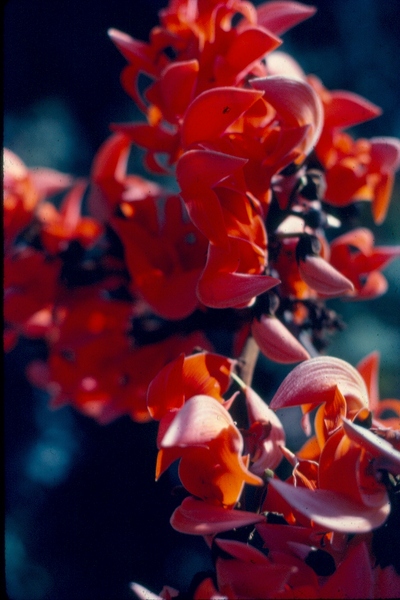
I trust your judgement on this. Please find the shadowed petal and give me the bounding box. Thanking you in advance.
[320,542,373,599]
[155,59,199,120]
[147,354,185,420]
[130,582,164,600]
[215,539,295,599]
[170,496,265,535]
[268,478,390,532]
[256,522,319,552]
[177,149,248,192]
[342,418,400,474]
[244,385,286,473]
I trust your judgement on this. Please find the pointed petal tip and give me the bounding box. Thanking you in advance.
[170,496,265,535]
[269,355,369,412]
[299,255,355,296]
[268,478,390,533]
[251,316,310,363]
[130,582,163,600]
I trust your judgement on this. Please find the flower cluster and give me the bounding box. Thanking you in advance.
[4,0,400,597]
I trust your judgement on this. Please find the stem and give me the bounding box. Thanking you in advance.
[237,335,260,387]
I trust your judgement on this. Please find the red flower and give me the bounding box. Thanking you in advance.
[265,356,399,533]
[4,248,62,350]
[36,180,103,255]
[329,228,400,300]
[3,148,73,251]
[309,76,400,223]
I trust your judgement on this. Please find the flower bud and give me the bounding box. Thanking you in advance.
[252,315,310,363]
[298,255,355,296]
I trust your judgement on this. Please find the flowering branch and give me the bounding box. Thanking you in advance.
[4,0,400,597]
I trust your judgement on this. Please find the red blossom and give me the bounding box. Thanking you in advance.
[329,228,400,300]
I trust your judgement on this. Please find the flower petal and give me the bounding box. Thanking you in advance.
[147,354,185,420]
[197,270,280,309]
[270,356,369,411]
[130,582,164,600]
[181,87,264,148]
[251,315,310,363]
[256,1,317,36]
[244,386,286,473]
[342,418,400,474]
[323,91,382,130]
[357,351,380,412]
[160,395,236,448]
[170,496,265,535]
[299,255,354,296]
[215,539,295,599]
[268,478,390,532]
[320,542,373,599]
[251,76,323,156]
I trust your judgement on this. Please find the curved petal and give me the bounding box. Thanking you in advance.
[130,582,163,600]
[160,395,236,448]
[370,137,400,172]
[323,91,382,130]
[170,496,265,535]
[177,149,248,192]
[320,542,373,599]
[270,356,369,412]
[256,1,317,36]
[197,270,280,309]
[215,539,295,599]
[251,75,323,156]
[147,354,185,420]
[342,418,400,474]
[299,255,354,296]
[181,87,264,148]
[268,478,390,533]
[244,386,286,473]
[330,227,374,254]
[356,351,380,412]
[251,315,310,363]
[158,59,199,120]
[214,26,282,84]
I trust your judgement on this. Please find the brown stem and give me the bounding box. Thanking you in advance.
[236,335,259,387]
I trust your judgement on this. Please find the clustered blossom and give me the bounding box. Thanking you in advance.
[4,0,400,598]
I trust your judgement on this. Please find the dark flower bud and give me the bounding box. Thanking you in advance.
[300,169,326,200]
[303,207,327,229]
[295,234,321,262]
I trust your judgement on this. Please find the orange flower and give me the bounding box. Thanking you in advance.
[309,75,400,224]
[329,228,400,300]
[147,351,234,421]
[159,394,262,507]
[265,356,399,534]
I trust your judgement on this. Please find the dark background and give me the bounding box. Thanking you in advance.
[4,1,400,598]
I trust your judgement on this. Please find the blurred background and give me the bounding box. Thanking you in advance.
[4,0,400,598]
